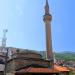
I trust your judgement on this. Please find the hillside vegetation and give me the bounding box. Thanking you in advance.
[39,51,75,61]
[55,52,75,61]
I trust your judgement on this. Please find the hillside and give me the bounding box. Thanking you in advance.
[39,51,75,61]
[55,51,75,61]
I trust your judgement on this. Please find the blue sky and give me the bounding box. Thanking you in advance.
[0,0,75,52]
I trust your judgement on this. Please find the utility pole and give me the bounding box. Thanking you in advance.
[4,48,8,75]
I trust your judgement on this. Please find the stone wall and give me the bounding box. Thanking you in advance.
[7,58,52,72]
[12,52,42,59]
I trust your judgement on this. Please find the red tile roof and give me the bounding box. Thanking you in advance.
[54,65,70,72]
[16,65,70,73]
[16,67,57,73]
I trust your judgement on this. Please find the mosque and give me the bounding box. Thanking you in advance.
[0,0,70,75]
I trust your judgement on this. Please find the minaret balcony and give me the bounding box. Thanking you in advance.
[43,14,52,22]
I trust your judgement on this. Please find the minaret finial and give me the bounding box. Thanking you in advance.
[45,0,49,15]
[46,0,49,6]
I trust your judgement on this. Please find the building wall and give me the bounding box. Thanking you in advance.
[7,60,15,72]
[0,72,4,75]
[6,73,15,75]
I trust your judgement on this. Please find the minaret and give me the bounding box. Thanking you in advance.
[43,0,53,60]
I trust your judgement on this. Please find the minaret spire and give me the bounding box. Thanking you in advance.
[46,0,48,5]
[46,0,49,7]
[45,0,49,15]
